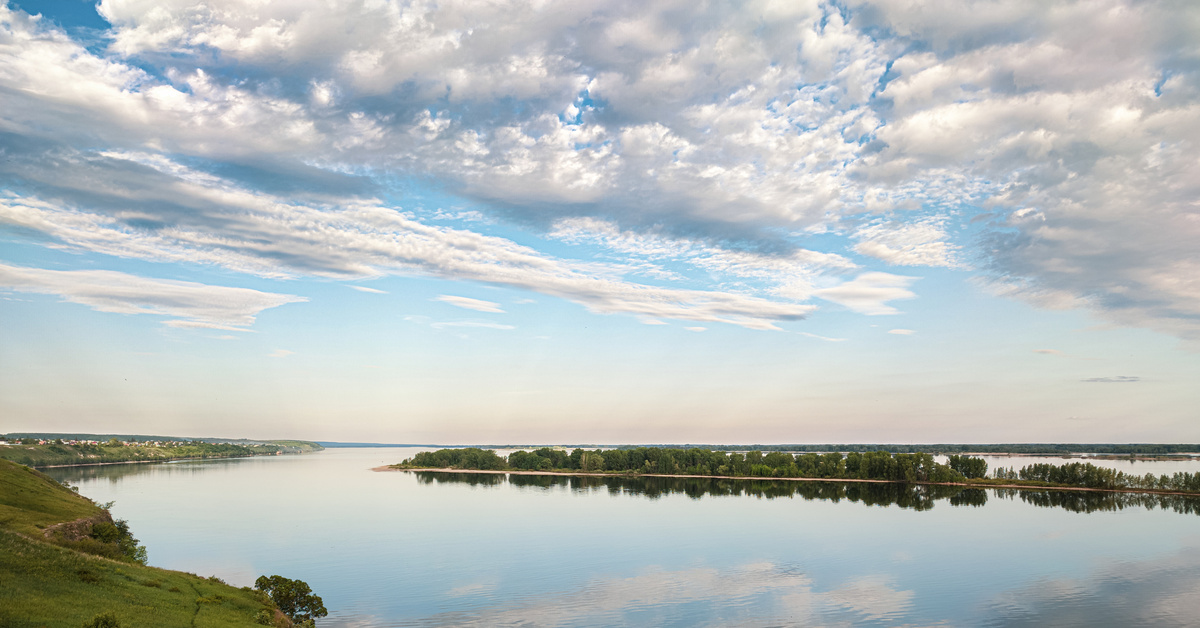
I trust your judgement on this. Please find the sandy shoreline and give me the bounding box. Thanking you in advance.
[373,466,1200,497]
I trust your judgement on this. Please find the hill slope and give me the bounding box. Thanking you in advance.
[0,459,281,627]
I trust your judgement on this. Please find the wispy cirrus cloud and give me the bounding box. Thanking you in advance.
[0,165,813,330]
[349,285,387,294]
[1081,376,1141,384]
[0,263,304,331]
[436,295,504,313]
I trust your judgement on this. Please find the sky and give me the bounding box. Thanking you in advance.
[1,0,1198,444]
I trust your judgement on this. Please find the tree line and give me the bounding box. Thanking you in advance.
[399,447,1200,494]
[611,443,1200,455]
[401,447,968,483]
[992,462,1200,493]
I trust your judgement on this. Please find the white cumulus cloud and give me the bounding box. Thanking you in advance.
[2,1,1198,340]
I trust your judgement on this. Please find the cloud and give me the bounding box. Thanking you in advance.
[814,273,919,315]
[852,0,1200,340]
[1033,349,1062,355]
[268,349,295,358]
[798,332,847,342]
[549,217,857,302]
[685,326,707,332]
[888,329,916,335]
[853,217,962,268]
[435,295,504,313]
[0,169,813,330]
[349,285,387,294]
[0,263,304,331]
[1081,376,1141,384]
[2,1,1199,341]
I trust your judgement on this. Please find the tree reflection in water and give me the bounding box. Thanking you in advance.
[413,472,1200,515]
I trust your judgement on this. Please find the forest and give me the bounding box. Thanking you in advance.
[401,447,967,483]
[397,447,1200,495]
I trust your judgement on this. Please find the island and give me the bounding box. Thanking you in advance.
[385,446,1200,496]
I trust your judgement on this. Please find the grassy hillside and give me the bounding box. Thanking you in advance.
[0,459,100,537]
[0,459,282,627]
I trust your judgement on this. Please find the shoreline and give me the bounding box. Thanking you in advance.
[375,466,1200,498]
[34,453,274,469]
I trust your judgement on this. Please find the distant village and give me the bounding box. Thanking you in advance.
[1,438,182,447]
[0,436,279,449]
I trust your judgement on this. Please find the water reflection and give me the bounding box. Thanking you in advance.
[1012,488,1200,515]
[42,457,261,484]
[400,561,915,628]
[413,471,1200,516]
[980,546,1200,628]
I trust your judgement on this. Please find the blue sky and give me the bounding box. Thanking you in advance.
[1,0,1198,443]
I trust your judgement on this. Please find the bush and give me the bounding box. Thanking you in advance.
[255,575,327,625]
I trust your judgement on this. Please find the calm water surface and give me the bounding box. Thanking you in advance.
[46,448,1200,627]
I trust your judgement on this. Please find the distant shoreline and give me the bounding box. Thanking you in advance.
[376,466,1200,498]
[35,454,264,469]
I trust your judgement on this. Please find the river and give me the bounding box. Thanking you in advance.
[45,447,1200,627]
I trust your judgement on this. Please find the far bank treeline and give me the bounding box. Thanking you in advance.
[0,437,324,468]
[396,447,1200,494]
[616,443,1200,456]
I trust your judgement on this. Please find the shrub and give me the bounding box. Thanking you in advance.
[255,575,327,625]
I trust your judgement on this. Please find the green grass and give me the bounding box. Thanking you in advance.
[0,459,100,537]
[0,459,276,627]
[0,532,272,627]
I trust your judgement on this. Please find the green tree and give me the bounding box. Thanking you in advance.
[254,575,328,625]
[580,450,606,472]
[603,448,629,471]
[947,455,988,479]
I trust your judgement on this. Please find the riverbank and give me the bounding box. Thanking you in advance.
[0,459,281,627]
[35,456,258,469]
[378,466,1200,498]
[0,439,323,468]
